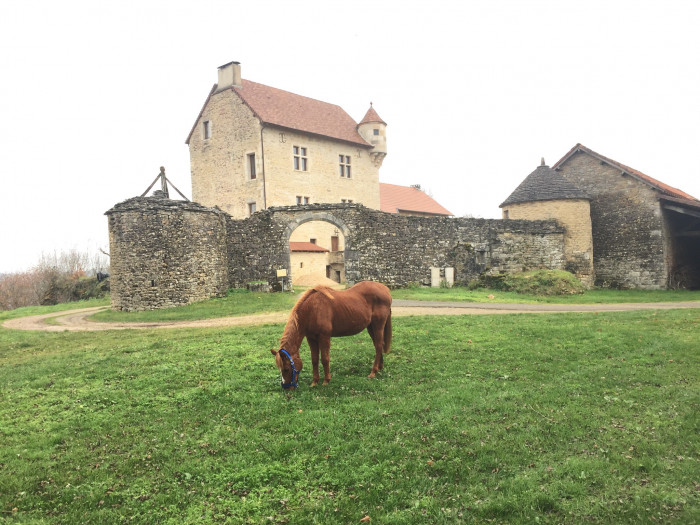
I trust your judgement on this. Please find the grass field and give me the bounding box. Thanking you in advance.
[1,294,698,523]
[88,287,700,324]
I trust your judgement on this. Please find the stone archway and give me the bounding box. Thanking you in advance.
[285,212,349,287]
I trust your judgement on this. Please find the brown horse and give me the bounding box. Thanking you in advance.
[271,281,393,389]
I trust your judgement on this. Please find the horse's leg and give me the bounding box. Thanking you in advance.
[367,320,385,378]
[319,335,332,385]
[308,337,320,387]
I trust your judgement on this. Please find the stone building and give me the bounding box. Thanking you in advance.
[186,61,389,218]
[185,61,452,284]
[500,159,594,287]
[105,193,229,311]
[504,144,700,289]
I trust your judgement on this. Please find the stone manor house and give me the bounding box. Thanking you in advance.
[185,61,451,285]
[105,63,699,310]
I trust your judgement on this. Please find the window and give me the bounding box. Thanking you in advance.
[373,128,379,136]
[203,120,211,140]
[339,155,351,178]
[248,202,256,216]
[293,146,308,171]
[309,238,317,245]
[247,153,256,179]
[296,196,310,205]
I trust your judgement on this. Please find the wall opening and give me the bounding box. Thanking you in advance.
[289,219,346,287]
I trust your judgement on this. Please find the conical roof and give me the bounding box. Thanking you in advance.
[500,161,589,207]
[359,104,386,126]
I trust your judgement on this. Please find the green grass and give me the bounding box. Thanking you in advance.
[85,288,700,324]
[391,286,700,304]
[1,298,110,321]
[1,304,698,523]
[92,290,301,323]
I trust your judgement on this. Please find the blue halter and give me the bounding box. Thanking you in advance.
[279,349,299,389]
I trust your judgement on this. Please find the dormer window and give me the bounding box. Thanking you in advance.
[203,120,211,140]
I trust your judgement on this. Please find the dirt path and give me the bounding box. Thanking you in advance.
[3,300,699,332]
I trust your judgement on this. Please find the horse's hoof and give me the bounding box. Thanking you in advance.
[368,372,376,379]
[311,382,318,387]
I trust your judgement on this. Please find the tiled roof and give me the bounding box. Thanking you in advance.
[235,80,372,147]
[500,163,589,207]
[289,242,329,253]
[359,105,386,126]
[553,143,699,202]
[379,183,453,216]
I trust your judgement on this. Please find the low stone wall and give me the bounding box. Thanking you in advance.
[107,200,568,310]
[224,203,566,289]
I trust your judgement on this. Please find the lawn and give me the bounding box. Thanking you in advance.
[0,302,698,523]
[87,287,700,324]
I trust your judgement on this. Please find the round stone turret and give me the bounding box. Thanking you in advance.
[357,103,387,167]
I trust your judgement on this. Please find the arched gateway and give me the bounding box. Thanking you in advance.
[107,198,569,311]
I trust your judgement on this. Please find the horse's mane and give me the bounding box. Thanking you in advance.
[280,286,335,348]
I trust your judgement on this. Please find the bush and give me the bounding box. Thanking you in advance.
[476,269,585,296]
[0,248,110,310]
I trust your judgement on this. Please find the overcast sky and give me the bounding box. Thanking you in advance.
[1,0,698,274]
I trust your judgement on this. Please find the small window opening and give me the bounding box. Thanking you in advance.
[247,153,256,179]
[203,120,211,140]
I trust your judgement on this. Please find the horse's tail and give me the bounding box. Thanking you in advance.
[383,310,392,354]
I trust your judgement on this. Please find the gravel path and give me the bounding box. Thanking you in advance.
[3,300,699,332]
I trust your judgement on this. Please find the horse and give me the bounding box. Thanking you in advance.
[271,281,393,389]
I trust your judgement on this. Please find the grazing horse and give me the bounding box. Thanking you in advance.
[271,281,393,389]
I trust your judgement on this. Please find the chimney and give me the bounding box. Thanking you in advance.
[217,61,242,90]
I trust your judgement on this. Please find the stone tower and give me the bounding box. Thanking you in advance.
[357,103,387,168]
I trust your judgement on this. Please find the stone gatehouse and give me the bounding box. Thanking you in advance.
[106,195,567,310]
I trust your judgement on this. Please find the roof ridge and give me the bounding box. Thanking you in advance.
[553,143,698,202]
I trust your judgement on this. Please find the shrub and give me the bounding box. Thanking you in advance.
[476,269,585,296]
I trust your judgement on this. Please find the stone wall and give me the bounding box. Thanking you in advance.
[225,204,566,289]
[106,195,229,311]
[108,200,569,310]
[501,199,594,287]
[556,152,666,288]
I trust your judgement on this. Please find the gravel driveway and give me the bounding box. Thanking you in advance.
[4,300,699,332]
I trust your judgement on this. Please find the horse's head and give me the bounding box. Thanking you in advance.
[271,348,302,389]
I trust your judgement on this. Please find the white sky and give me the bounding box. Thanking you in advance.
[1,0,698,274]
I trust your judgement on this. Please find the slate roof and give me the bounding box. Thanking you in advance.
[289,242,329,253]
[500,163,589,207]
[380,183,453,216]
[186,80,372,147]
[553,143,699,203]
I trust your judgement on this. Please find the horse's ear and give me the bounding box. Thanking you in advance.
[270,349,278,356]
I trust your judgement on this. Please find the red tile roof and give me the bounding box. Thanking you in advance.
[359,105,386,126]
[553,143,699,202]
[235,80,371,147]
[379,183,453,216]
[187,80,374,147]
[289,242,329,253]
